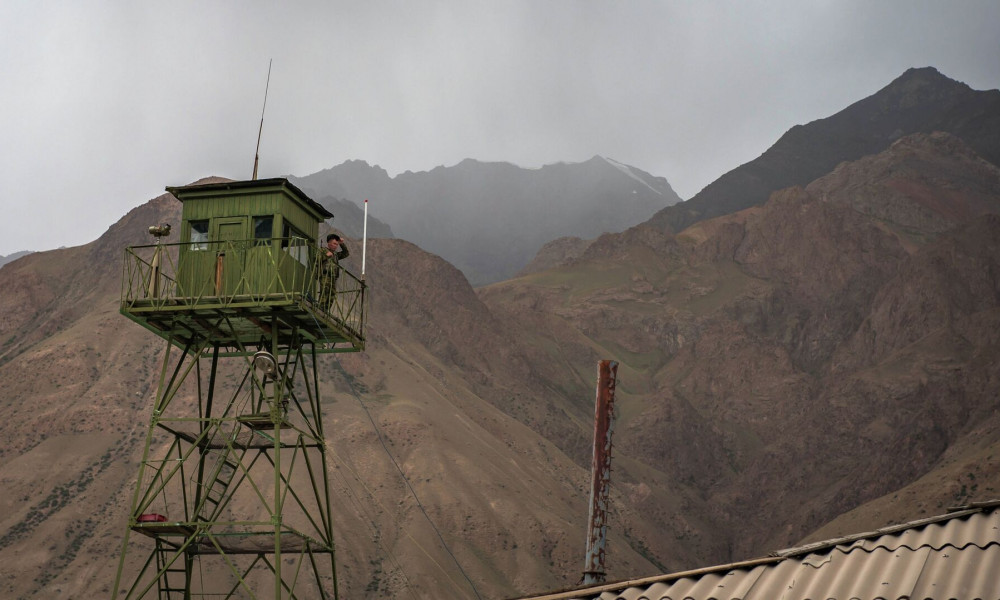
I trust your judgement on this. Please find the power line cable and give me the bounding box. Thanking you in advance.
[303,272,420,596]
[325,449,418,599]
[337,365,484,600]
[325,439,459,600]
[305,280,484,600]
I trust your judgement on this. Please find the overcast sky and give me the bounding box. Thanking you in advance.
[1,1,998,256]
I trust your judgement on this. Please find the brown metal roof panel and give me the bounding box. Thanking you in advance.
[586,547,1000,600]
[790,547,930,600]
[633,584,667,599]
[739,548,883,599]
[527,505,1000,600]
[845,510,1000,553]
[772,506,994,558]
[741,546,1000,600]
[576,566,766,600]
[741,559,812,600]
[617,583,661,600]
[911,545,1000,600]
[669,569,763,599]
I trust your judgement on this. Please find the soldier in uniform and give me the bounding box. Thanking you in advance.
[320,233,349,308]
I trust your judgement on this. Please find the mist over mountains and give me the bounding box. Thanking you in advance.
[1,67,1000,599]
[293,155,680,285]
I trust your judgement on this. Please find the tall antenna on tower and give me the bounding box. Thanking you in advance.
[252,59,272,180]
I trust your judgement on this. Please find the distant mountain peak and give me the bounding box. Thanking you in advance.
[601,157,666,196]
[340,159,386,174]
[893,66,960,85]
[295,156,682,284]
[647,66,1000,233]
[872,65,975,110]
[0,250,34,270]
[898,65,945,79]
[309,159,388,179]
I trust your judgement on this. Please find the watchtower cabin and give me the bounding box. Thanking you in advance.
[112,177,365,599]
[121,177,365,353]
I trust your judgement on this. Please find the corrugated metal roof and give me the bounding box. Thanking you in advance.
[515,500,1000,600]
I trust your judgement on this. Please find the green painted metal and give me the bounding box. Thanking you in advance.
[111,330,342,599]
[169,178,332,242]
[122,176,363,354]
[112,178,353,599]
[120,238,365,353]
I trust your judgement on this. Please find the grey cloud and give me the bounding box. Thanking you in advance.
[1,1,998,256]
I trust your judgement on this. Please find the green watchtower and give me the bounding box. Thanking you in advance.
[121,177,364,352]
[112,177,364,599]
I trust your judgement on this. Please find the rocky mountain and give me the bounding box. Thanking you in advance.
[517,235,593,276]
[0,191,686,600]
[648,67,1000,234]
[3,129,998,599]
[313,193,395,240]
[292,155,680,285]
[479,130,1000,563]
[0,250,34,270]
[3,68,1000,599]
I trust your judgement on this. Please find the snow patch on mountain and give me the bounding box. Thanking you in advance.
[603,157,663,195]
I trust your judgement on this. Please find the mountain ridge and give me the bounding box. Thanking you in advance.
[647,66,1000,234]
[292,155,681,285]
[0,250,34,270]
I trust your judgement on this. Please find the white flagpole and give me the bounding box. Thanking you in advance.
[362,198,368,279]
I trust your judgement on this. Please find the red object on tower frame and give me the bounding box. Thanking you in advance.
[137,513,167,523]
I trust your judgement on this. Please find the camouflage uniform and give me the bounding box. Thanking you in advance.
[320,242,349,308]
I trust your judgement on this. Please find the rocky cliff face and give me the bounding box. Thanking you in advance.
[806,131,1000,237]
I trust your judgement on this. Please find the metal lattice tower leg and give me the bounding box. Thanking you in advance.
[111,324,339,599]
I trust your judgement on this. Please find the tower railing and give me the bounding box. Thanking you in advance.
[120,238,366,352]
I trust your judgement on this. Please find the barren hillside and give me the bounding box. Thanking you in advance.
[1,129,999,598]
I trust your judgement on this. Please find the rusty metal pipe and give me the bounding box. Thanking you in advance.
[582,359,618,585]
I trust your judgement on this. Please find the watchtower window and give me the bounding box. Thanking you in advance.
[253,216,274,246]
[282,222,309,266]
[281,223,307,248]
[190,220,208,250]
